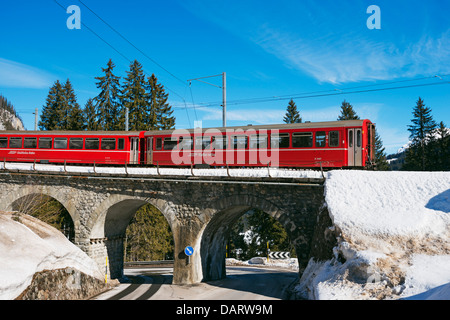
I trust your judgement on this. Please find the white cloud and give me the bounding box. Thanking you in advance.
[253,26,450,84]
[0,58,54,89]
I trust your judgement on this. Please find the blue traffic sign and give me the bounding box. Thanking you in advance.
[184,246,194,256]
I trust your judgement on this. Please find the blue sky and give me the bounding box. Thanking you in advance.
[0,0,449,154]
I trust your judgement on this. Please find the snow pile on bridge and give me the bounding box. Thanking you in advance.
[0,212,104,300]
[0,162,323,179]
[297,170,450,300]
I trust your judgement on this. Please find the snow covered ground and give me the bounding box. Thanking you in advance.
[296,170,450,300]
[0,168,449,300]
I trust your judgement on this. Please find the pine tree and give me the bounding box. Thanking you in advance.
[374,130,389,170]
[94,59,122,130]
[283,99,301,124]
[147,73,175,130]
[84,98,97,131]
[120,60,149,131]
[39,80,65,130]
[337,100,360,120]
[431,121,449,170]
[64,79,85,130]
[124,204,174,261]
[405,97,437,170]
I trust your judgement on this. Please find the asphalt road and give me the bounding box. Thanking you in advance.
[92,266,298,300]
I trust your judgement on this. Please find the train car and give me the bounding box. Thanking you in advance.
[144,119,376,169]
[0,131,143,165]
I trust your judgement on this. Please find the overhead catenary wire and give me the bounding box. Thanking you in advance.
[53,0,188,103]
[171,75,450,110]
[77,0,186,85]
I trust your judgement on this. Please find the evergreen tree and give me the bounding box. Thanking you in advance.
[39,80,65,130]
[39,79,84,130]
[404,97,437,170]
[120,60,149,131]
[337,100,360,120]
[283,99,302,124]
[64,79,85,130]
[84,98,97,131]
[374,129,389,170]
[94,59,122,130]
[147,73,175,130]
[431,121,449,170]
[124,204,174,261]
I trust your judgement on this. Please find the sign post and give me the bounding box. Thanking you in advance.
[184,246,194,265]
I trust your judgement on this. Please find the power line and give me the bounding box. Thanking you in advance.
[171,77,450,110]
[77,0,186,85]
[53,0,187,103]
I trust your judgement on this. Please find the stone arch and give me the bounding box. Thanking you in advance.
[199,194,287,281]
[3,184,80,237]
[86,194,178,279]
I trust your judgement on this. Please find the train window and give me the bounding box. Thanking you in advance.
[155,138,162,150]
[329,131,340,147]
[39,137,52,149]
[24,138,37,148]
[55,138,68,149]
[194,136,211,150]
[212,136,226,150]
[179,136,193,150]
[232,135,247,149]
[271,133,290,148]
[163,137,178,150]
[315,131,326,147]
[356,130,361,147]
[349,130,353,147]
[249,135,268,149]
[85,138,99,150]
[118,138,125,150]
[101,138,116,150]
[292,132,312,148]
[68,138,81,149]
[9,137,22,148]
[0,137,8,148]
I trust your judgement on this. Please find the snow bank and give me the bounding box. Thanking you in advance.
[0,212,103,300]
[297,170,450,300]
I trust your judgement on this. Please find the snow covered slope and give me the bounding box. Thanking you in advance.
[0,212,103,300]
[297,170,450,300]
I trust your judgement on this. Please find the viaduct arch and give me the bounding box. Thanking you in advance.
[0,171,330,284]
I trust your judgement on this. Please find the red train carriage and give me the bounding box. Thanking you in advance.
[0,131,143,165]
[144,119,375,169]
[0,120,375,169]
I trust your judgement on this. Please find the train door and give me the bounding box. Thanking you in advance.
[347,128,362,166]
[146,137,153,165]
[130,137,139,164]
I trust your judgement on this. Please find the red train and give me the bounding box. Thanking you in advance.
[0,119,375,169]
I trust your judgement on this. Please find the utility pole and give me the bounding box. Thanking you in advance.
[33,108,38,131]
[222,72,226,127]
[187,72,227,127]
[125,107,129,131]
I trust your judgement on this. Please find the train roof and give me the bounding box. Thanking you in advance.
[144,119,372,136]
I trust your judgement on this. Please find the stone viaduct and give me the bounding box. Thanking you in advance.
[0,169,335,285]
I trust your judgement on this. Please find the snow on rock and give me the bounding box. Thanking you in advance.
[296,170,450,300]
[0,211,104,300]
